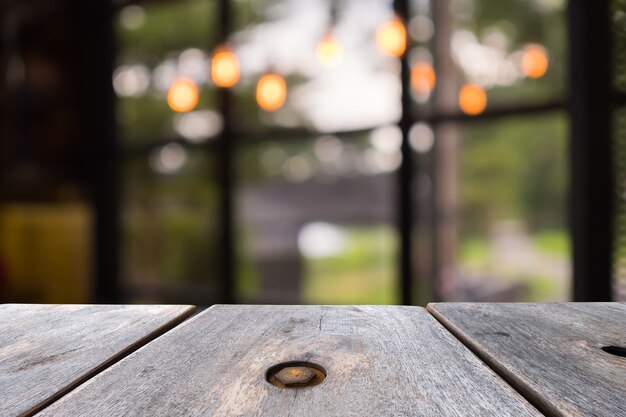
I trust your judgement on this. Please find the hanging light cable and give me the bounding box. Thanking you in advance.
[317,32,343,66]
[316,2,343,66]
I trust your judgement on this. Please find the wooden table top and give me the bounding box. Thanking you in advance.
[1,303,624,416]
[0,304,195,417]
[427,302,626,417]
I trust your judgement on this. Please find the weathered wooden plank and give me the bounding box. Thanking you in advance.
[0,304,195,417]
[39,305,540,416]
[427,302,626,417]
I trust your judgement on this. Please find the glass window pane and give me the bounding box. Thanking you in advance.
[121,148,220,303]
[409,0,566,112]
[231,0,401,133]
[115,0,220,144]
[612,0,626,93]
[414,112,570,302]
[613,106,626,300]
[236,131,399,304]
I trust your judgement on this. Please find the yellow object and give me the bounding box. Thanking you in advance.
[167,78,199,112]
[521,44,549,79]
[0,203,92,303]
[211,46,240,88]
[459,84,487,115]
[256,73,287,112]
[376,17,406,57]
[317,34,343,66]
[411,62,436,94]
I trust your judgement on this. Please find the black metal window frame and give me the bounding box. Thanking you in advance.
[99,0,615,304]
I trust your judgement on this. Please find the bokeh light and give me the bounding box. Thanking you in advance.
[113,65,150,97]
[459,83,487,115]
[298,222,347,259]
[149,143,187,175]
[256,73,287,112]
[316,33,343,66]
[167,78,199,113]
[410,62,436,94]
[521,44,549,79]
[370,125,402,154]
[173,110,223,143]
[409,122,434,153]
[211,46,240,88]
[409,15,434,43]
[119,5,145,30]
[376,17,407,57]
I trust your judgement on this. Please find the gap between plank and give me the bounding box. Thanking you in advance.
[22,306,197,417]
[425,304,558,417]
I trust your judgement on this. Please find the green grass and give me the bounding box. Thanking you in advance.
[533,230,570,257]
[526,274,562,302]
[302,226,398,304]
[459,237,490,267]
[458,229,570,301]
[459,230,570,263]
[240,227,570,304]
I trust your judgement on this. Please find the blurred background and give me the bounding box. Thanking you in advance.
[0,0,622,305]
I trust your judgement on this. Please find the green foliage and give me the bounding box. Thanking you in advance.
[302,226,398,304]
[460,112,568,235]
[533,230,569,257]
[122,152,220,285]
[459,237,489,267]
[115,0,570,303]
[460,0,567,104]
[118,89,217,144]
[117,0,215,65]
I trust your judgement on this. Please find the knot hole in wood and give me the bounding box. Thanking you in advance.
[266,361,326,388]
[601,345,626,358]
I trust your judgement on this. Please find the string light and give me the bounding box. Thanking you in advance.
[459,84,487,115]
[317,33,343,66]
[211,45,240,88]
[521,44,549,79]
[411,62,436,94]
[376,16,406,57]
[256,73,287,112]
[167,78,199,112]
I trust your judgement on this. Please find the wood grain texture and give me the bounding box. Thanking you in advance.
[427,302,626,417]
[38,305,540,416]
[0,304,195,417]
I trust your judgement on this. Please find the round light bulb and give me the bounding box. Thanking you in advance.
[521,44,549,79]
[211,46,240,88]
[167,78,199,113]
[376,17,407,57]
[256,73,287,112]
[317,34,343,66]
[459,84,487,115]
[411,62,436,94]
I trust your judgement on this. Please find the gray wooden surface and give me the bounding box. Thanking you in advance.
[38,305,540,416]
[0,304,195,417]
[428,302,626,417]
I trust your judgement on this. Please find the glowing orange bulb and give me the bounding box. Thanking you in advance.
[167,78,199,112]
[521,44,549,79]
[317,34,343,66]
[411,62,436,93]
[459,84,487,115]
[376,17,406,57]
[256,73,287,112]
[211,46,240,88]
